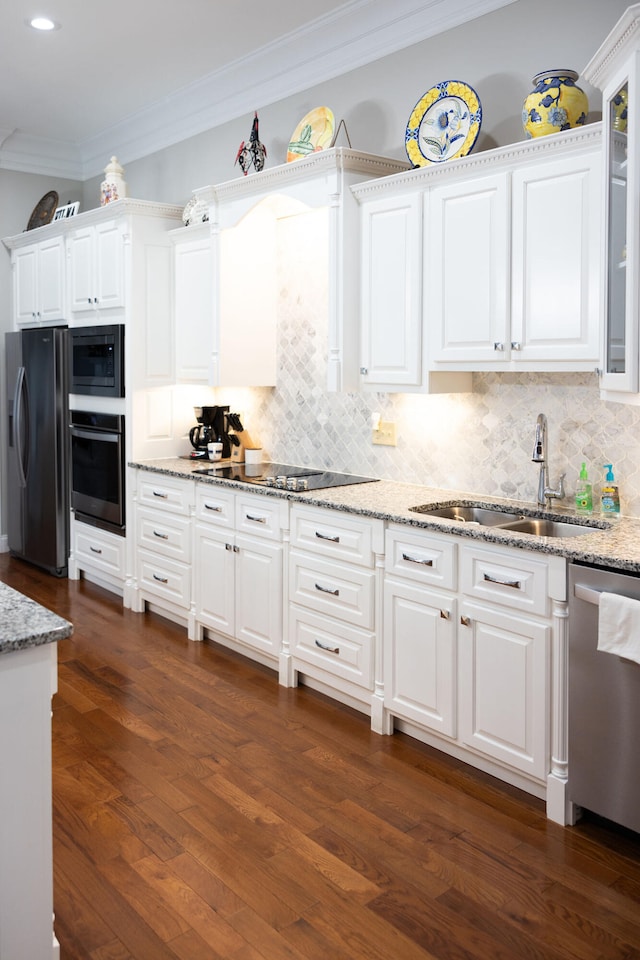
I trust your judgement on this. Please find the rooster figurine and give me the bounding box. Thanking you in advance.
[235,111,267,176]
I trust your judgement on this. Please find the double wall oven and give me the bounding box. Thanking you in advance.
[70,411,125,535]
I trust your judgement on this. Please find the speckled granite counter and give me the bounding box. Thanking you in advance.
[0,581,72,655]
[130,458,640,573]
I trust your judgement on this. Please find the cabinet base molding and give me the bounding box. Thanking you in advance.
[393,717,547,802]
[200,627,278,672]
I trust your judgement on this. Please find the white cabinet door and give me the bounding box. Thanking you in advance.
[173,232,213,383]
[68,221,125,318]
[94,220,126,311]
[429,174,510,365]
[193,523,235,636]
[384,578,456,737]
[360,193,423,388]
[13,236,65,326]
[458,600,549,780]
[511,152,601,364]
[235,534,283,657]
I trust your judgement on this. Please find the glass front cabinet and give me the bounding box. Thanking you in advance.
[585,4,640,399]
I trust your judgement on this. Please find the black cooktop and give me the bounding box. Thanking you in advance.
[193,461,377,492]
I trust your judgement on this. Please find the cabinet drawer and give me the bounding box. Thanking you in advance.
[289,549,375,630]
[235,493,286,541]
[136,508,191,563]
[290,505,380,567]
[195,484,235,527]
[137,474,194,515]
[460,543,549,617]
[137,549,191,608]
[73,523,125,576]
[385,525,456,590]
[290,605,373,689]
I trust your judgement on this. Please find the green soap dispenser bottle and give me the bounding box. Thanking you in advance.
[575,462,593,514]
[601,464,621,516]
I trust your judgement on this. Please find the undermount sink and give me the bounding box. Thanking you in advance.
[411,504,521,525]
[494,517,601,538]
[410,502,608,538]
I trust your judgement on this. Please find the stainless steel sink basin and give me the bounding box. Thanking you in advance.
[495,517,600,538]
[410,501,608,537]
[410,504,521,525]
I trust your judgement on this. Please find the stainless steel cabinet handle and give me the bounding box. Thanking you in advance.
[87,297,92,304]
[315,582,339,596]
[153,573,168,583]
[89,546,102,554]
[315,531,340,543]
[402,552,433,567]
[153,530,169,540]
[360,366,368,375]
[152,490,168,499]
[460,615,471,626]
[511,341,522,350]
[483,573,521,590]
[440,609,450,620]
[246,513,266,523]
[204,503,222,512]
[225,543,233,551]
[315,639,340,654]
[233,545,240,553]
[493,341,505,351]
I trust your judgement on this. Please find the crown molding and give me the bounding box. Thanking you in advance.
[0,0,518,181]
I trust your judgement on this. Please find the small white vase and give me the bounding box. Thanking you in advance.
[100,156,127,206]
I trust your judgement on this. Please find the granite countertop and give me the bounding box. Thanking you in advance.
[130,458,640,573]
[0,582,72,656]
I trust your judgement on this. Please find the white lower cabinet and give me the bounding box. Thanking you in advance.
[284,504,385,723]
[192,486,285,664]
[68,516,127,595]
[132,472,195,629]
[384,524,565,795]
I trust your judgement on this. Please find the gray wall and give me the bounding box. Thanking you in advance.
[81,0,629,210]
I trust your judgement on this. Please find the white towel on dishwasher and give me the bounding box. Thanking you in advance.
[598,592,640,665]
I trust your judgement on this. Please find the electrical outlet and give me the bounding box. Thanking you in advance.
[372,420,397,446]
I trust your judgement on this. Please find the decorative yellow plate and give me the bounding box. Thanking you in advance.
[287,106,335,162]
[405,81,482,166]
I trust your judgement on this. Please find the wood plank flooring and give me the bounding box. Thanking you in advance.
[2,553,640,960]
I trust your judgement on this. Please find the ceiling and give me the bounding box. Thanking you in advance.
[0,0,517,180]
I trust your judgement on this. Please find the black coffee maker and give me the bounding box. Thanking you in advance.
[189,405,230,458]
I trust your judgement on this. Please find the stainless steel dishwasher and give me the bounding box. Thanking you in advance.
[569,562,640,834]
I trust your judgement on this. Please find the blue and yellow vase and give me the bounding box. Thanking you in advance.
[522,69,588,139]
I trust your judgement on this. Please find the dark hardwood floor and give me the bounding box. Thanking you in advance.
[3,553,640,960]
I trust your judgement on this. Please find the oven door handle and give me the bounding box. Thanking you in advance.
[70,428,119,443]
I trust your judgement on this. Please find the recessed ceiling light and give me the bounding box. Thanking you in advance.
[28,16,60,31]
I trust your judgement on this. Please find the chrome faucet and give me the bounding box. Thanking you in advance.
[532,413,566,507]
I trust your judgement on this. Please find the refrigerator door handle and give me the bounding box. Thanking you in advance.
[13,365,28,488]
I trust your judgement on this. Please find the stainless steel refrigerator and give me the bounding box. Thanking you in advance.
[6,327,69,576]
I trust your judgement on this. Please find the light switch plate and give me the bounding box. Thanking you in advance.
[372,420,397,446]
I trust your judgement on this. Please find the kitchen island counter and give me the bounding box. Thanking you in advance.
[0,579,72,654]
[130,458,640,573]
[0,582,71,960]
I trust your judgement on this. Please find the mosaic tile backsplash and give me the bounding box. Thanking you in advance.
[210,213,640,519]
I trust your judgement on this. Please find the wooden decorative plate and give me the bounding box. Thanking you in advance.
[27,191,59,230]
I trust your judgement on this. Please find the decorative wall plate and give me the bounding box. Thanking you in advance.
[405,81,482,166]
[287,106,335,162]
[27,190,59,230]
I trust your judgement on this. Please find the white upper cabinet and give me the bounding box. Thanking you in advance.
[359,193,424,387]
[194,148,408,392]
[429,173,510,366]
[67,220,127,320]
[355,125,602,383]
[430,132,601,370]
[584,4,640,401]
[171,225,214,384]
[13,234,65,326]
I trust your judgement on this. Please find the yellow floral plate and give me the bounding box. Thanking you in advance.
[405,81,482,166]
[287,106,335,162]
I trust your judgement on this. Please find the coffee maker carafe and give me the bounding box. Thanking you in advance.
[189,405,230,458]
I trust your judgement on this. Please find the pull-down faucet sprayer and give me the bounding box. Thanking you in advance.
[532,413,566,507]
